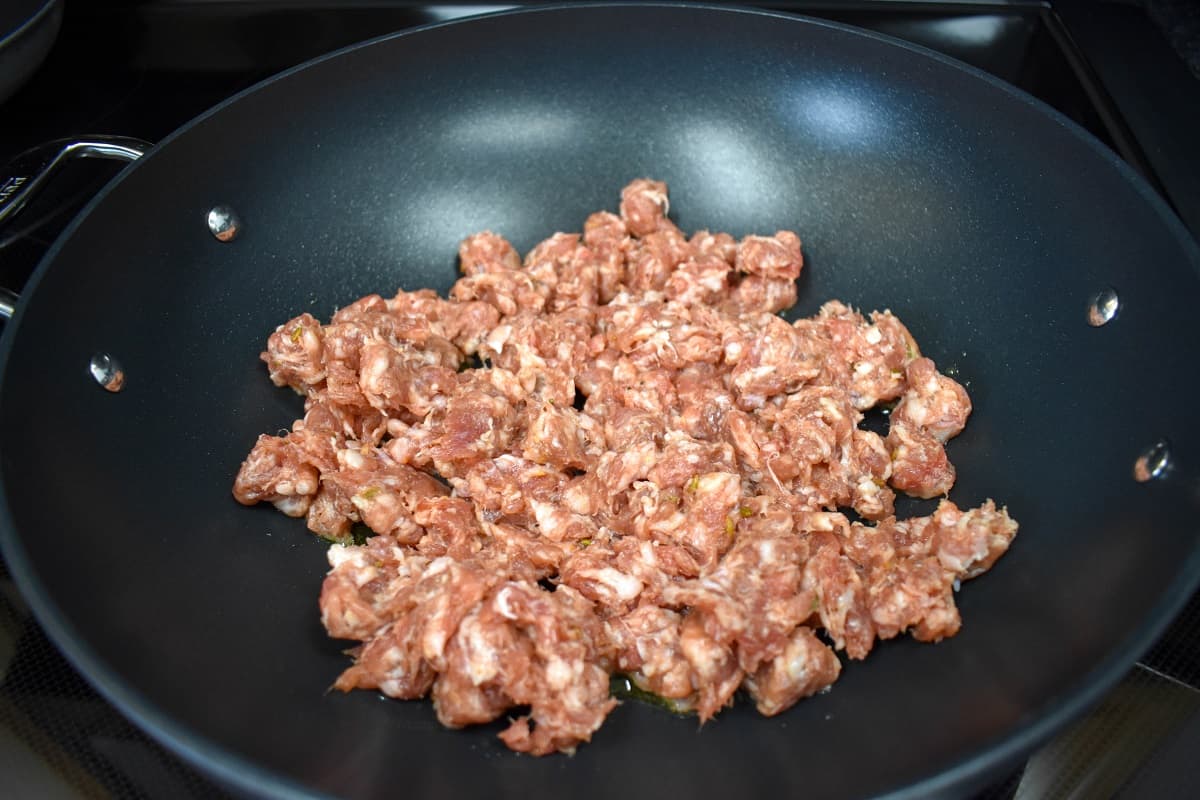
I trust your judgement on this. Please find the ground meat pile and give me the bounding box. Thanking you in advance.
[233,179,1018,755]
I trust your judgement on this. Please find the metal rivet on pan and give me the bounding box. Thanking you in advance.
[206,205,241,242]
[1086,287,1120,327]
[1133,440,1171,482]
[89,352,125,393]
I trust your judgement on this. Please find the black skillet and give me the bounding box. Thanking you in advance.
[1,4,1198,799]
[0,0,62,105]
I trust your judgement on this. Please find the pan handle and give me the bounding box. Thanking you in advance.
[0,288,16,321]
[0,136,150,321]
[0,136,149,228]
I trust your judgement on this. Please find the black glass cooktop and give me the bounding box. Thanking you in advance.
[1,2,1198,798]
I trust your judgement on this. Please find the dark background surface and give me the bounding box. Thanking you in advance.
[1,2,1198,798]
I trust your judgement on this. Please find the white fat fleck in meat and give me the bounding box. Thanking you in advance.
[756,539,777,563]
[485,324,512,353]
[904,396,931,427]
[785,649,811,682]
[747,366,774,382]
[327,544,365,570]
[493,584,520,620]
[679,625,728,682]
[639,539,659,565]
[545,657,574,690]
[700,270,726,292]
[633,639,656,668]
[648,187,669,213]
[423,624,450,664]
[741,392,767,409]
[273,495,310,517]
[461,615,500,686]
[818,396,845,420]
[646,508,687,536]
[530,499,565,534]
[581,567,644,602]
[563,482,599,515]
[425,557,452,577]
[360,350,389,388]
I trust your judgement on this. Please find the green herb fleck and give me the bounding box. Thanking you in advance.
[811,595,821,613]
[738,505,754,518]
[318,522,374,547]
[578,538,593,548]
[725,516,736,536]
[686,475,700,492]
[290,325,304,343]
[359,486,382,501]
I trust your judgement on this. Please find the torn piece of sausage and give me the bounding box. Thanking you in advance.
[735,231,804,281]
[887,419,956,499]
[891,357,972,444]
[458,231,522,275]
[232,433,320,516]
[262,313,325,392]
[467,582,619,755]
[619,178,671,237]
[744,626,840,716]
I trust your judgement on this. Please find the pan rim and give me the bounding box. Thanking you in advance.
[0,0,60,52]
[1,3,1199,799]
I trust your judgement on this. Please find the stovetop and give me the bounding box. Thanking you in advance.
[2,2,1199,798]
